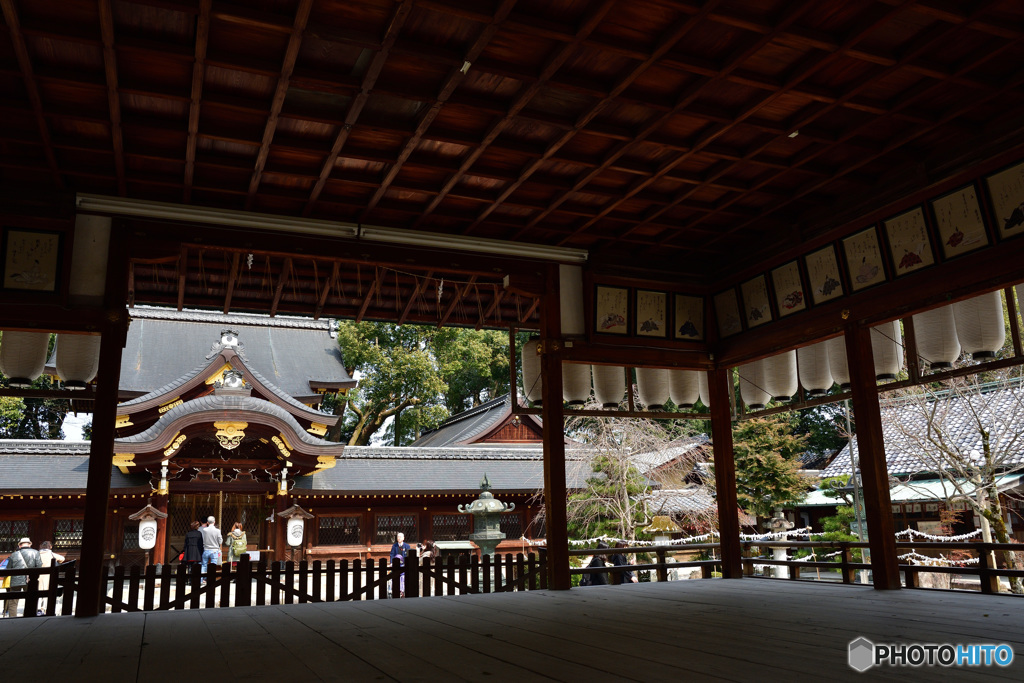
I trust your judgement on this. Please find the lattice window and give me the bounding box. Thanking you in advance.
[500,513,523,540]
[53,518,84,550]
[318,516,361,545]
[375,514,417,544]
[0,520,31,553]
[527,514,545,540]
[431,514,470,541]
[123,525,139,551]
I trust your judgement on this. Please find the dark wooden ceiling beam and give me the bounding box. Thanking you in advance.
[269,257,292,317]
[223,251,240,314]
[398,270,434,325]
[658,0,1010,250]
[438,275,477,328]
[183,0,210,203]
[355,268,388,323]
[245,0,313,210]
[519,0,819,241]
[358,0,516,221]
[1,0,63,190]
[97,0,126,196]
[414,0,618,227]
[520,297,541,324]
[304,0,413,214]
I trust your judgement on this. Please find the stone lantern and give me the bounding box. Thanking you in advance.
[767,509,794,579]
[458,474,515,559]
[642,515,681,582]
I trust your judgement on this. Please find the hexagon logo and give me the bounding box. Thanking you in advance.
[849,637,875,672]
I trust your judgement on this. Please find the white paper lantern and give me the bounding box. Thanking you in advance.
[669,370,699,408]
[697,371,711,409]
[287,518,305,547]
[138,519,158,550]
[825,336,851,389]
[592,365,625,408]
[871,321,904,380]
[0,330,50,388]
[738,359,770,410]
[797,342,832,397]
[763,350,798,402]
[56,333,101,390]
[912,305,960,370]
[953,291,1005,359]
[521,337,543,405]
[559,264,585,337]
[636,367,670,411]
[563,362,592,406]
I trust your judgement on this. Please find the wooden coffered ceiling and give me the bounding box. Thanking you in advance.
[3,0,1024,284]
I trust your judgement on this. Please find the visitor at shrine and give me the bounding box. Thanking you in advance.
[226,522,248,565]
[182,521,204,567]
[610,541,638,584]
[390,532,411,597]
[200,516,223,576]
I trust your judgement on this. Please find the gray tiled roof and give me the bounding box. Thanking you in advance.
[299,445,593,493]
[640,486,716,515]
[409,394,515,446]
[0,443,149,490]
[631,434,710,473]
[118,394,337,448]
[109,306,355,400]
[822,384,1024,478]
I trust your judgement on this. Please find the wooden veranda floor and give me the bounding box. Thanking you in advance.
[0,579,1021,681]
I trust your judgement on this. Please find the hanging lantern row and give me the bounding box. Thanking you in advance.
[0,332,101,390]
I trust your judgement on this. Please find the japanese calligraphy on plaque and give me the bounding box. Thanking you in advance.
[635,290,668,338]
[770,261,806,316]
[883,207,934,276]
[594,285,628,335]
[842,227,886,292]
[2,228,61,293]
[931,184,989,259]
[740,275,772,328]
[984,161,1024,240]
[805,245,844,305]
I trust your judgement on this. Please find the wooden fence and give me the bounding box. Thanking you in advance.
[97,551,546,613]
[0,561,77,617]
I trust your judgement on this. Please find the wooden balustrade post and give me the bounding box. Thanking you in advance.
[978,544,999,594]
[656,548,668,583]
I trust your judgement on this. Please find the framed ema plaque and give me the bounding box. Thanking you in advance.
[842,226,887,292]
[930,183,989,259]
[770,260,806,316]
[635,289,668,338]
[740,275,772,328]
[714,288,742,338]
[984,160,1024,241]
[883,206,934,277]
[594,285,629,335]
[1,227,63,294]
[673,294,704,341]
[804,244,843,305]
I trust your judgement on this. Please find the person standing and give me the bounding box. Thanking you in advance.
[583,540,610,586]
[4,538,41,617]
[182,521,204,567]
[610,541,638,584]
[226,522,248,565]
[37,541,65,615]
[200,516,223,577]
[390,533,411,597]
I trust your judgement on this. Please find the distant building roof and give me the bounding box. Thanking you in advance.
[822,384,1024,478]
[299,445,592,494]
[631,434,710,474]
[88,306,356,401]
[641,486,716,516]
[409,394,544,447]
[0,441,149,491]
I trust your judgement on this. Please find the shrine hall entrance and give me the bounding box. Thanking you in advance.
[166,493,271,562]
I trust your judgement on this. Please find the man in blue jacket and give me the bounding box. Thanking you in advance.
[390,533,411,597]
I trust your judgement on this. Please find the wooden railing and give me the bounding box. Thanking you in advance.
[0,561,77,617]
[97,551,546,613]
[569,543,721,584]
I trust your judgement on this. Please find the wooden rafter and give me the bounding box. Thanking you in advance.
[355,267,387,323]
[177,245,188,311]
[520,298,540,324]
[358,0,517,221]
[398,270,433,325]
[477,287,505,330]
[223,252,240,314]
[415,0,617,228]
[304,1,413,214]
[269,257,292,318]
[313,261,340,320]
[438,275,476,328]
[183,0,211,203]
[245,0,313,209]
[97,0,126,196]
[1,0,63,189]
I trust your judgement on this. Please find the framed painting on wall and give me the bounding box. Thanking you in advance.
[842,226,886,292]
[984,161,1024,240]
[930,183,989,259]
[740,275,772,328]
[635,289,668,338]
[770,260,806,316]
[1,227,63,293]
[714,288,742,338]
[882,206,934,277]
[804,244,844,305]
[594,285,629,335]
[673,294,704,341]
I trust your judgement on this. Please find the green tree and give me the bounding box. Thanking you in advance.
[730,416,812,521]
[0,375,67,439]
[433,328,512,414]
